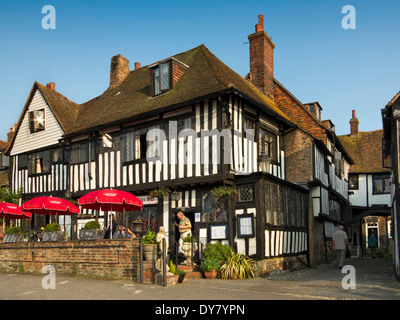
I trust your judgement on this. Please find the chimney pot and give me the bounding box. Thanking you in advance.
[258,14,264,30]
[352,109,356,118]
[46,82,55,90]
[135,62,141,70]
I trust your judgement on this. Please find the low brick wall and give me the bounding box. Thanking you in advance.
[254,254,309,277]
[0,239,140,280]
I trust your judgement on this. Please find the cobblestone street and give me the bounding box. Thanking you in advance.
[0,258,399,301]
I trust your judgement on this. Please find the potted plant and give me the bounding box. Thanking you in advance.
[3,226,24,243]
[142,231,157,261]
[181,235,198,265]
[42,222,65,242]
[131,220,144,234]
[79,220,104,240]
[210,185,238,198]
[149,186,171,199]
[200,257,221,279]
[202,242,233,263]
[219,252,255,280]
[169,260,186,284]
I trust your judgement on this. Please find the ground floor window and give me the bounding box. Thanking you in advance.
[129,206,158,232]
[264,180,307,228]
[201,192,228,222]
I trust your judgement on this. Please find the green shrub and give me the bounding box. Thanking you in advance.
[169,260,186,275]
[142,231,157,244]
[84,220,101,229]
[219,252,254,279]
[202,242,233,262]
[183,235,196,242]
[6,226,21,234]
[200,257,221,272]
[44,222,61,232]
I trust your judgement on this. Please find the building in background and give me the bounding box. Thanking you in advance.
[340,110,391,258]
[382,91,400,279]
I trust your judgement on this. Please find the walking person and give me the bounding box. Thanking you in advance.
[175,211,192,253]
[368,232,378,259]
[332,225,350,269]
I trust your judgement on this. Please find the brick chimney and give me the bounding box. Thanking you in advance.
[110,54,130,89]
[134,62,141,70]
[46,82,55,90]
[248,14,275,100]
[7,124,17,143]
[350,109,359,137]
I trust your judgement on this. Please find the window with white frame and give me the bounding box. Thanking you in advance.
[372,174,390,194]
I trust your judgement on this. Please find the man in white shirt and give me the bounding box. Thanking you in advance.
[332,225,350,269]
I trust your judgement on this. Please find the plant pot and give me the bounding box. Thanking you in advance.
[42,231,65,242]
[79,228,105,240]
[3,233,24,243]
[181,242,198,265]
[204,270,218,279]
[143,243,157,261]
[131,221,144,234]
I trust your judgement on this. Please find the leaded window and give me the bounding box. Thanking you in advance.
[237,184,254,202]
[259,128,277,161]
[28,150,51,175]
[202,192,228,222]
[152,62,170,96]
[264,180,307,228]
[128,207,158,232]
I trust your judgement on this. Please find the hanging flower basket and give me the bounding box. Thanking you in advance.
[210,186,238,198]
[149,187,171,199]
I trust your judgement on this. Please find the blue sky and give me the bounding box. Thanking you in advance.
[0,0,399,141]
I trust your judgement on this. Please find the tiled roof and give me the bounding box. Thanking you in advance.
[338,130,388,173]
[69,44,292,135]
[36,82,80,133]
[5,82,79,155]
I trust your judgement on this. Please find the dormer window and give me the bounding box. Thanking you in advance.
[29,109,45,133]
[151,61,171,96]
[150,58,189,97]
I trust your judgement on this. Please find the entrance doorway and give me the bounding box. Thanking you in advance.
[366,222,379,248]
[172,210,195,247]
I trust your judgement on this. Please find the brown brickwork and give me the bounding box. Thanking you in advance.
[0,239,140,280]
[284,128,313,184]
[110,54,130,89]
[248,15,275,100]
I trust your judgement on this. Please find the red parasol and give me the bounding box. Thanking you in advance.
[0,203,31,219]
[22,196,80,216]
[78,189,143,239]
[78,189,143,212]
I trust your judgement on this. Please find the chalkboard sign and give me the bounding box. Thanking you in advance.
[3,233,24,243]
[79,229,105,240]
[42,231,65,242]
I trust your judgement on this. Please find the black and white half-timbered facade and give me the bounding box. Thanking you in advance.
[7,17,312,274]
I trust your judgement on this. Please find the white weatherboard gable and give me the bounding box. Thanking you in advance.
[11,89,65,155]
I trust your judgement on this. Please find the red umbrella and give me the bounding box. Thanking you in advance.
[0,203,31,219]
[78,189,143,239]
[78,189,143,212]
[0,203,32,237]
[22,196,80,216]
